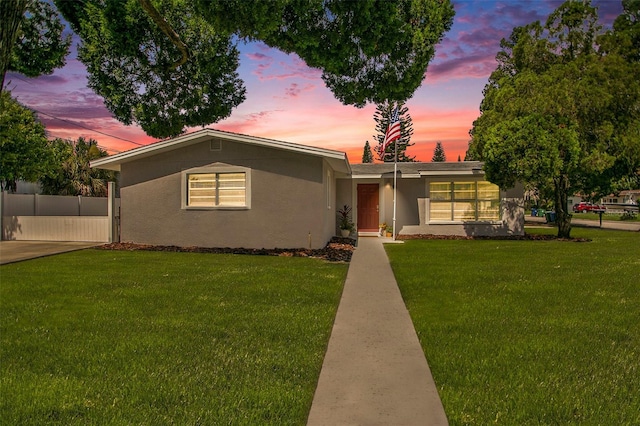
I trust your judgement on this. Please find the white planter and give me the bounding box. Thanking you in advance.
[340,229,351,237]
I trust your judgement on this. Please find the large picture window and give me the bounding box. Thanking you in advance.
[182,165,250,209]
[429,181,500,222]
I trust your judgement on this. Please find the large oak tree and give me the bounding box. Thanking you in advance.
[0,0,70,90]
[54,0,454,138]
[0,91,53,191]
[468,0,640,238]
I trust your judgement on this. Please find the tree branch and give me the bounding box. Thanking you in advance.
[0,0,30,90]
[138,0,189,70]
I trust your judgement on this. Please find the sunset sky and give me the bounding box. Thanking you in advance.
[5,0,623,163]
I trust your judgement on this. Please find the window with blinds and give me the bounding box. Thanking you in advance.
[429,181,500,222]
[187,172,246,207]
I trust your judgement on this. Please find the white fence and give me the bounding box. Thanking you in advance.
[1,185,119,242]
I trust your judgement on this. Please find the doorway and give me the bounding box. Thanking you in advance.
[357,184,379,232]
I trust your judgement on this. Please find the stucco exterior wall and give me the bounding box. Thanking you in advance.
[119,140,334,249]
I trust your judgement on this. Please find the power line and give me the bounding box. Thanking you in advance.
[32,108,149,148]
[6,75,151,150]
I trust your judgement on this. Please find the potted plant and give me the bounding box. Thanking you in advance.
[337,205,355,237]
[379,223,387,236]
[385,224,393,237]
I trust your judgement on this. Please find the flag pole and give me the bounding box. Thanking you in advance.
[392,104,398,241]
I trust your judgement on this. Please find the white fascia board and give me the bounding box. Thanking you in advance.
[352,174,383,179]
[419,170,484,176]
[229,132,345,160]
[90,128,350,172]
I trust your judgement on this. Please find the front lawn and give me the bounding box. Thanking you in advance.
[572,211,639,222]
[386,228,640,425]
[1,250,348,425]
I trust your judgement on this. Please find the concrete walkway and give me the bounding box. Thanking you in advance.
[307,237,447,426]
[0,241,99,265]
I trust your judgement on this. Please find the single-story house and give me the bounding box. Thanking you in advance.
[91,129,524,249]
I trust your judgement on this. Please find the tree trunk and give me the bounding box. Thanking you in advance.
[554,174,572,238]
[0,0,29,90]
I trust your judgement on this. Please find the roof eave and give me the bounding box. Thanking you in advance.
[90,128,351,172]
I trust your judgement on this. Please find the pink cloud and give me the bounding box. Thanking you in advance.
[283,83,316,98]
[246,48,321,82]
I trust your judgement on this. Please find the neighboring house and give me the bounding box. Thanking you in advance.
[91,129,524,249]
[601,190,640,205]
[570,191,639,214]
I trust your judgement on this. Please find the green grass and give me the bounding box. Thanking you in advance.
[1,250,348,425]
[527,210,640,222]
[386,228,640,425]
[572,211,639,222]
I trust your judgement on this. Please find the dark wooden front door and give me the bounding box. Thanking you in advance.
[357,184,379,231]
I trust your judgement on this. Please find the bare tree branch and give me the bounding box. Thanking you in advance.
[138,0,189,70]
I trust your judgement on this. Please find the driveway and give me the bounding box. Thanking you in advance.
[0,241,100,265]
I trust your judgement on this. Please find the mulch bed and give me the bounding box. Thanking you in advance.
[396,233,591,242]
[97,237,357,262]
[97,233,589,263]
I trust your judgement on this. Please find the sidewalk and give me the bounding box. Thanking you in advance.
[526,215,640,232]
[307,237,448,426]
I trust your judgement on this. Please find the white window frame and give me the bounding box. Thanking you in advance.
[181,165,251,210]
[428,180,500,223]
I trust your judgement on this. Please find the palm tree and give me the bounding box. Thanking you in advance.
[40,137,117,196]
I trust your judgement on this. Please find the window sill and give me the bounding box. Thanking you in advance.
[183,206,249,211]
[428,220,502,225]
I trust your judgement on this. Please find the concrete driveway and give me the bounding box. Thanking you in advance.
[0,241,100,265]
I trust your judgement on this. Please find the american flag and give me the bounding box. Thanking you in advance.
[381,106,401,156]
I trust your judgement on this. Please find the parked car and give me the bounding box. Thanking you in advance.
[573,202,606,213]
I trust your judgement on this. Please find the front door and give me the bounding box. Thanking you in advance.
[357,184,379,232]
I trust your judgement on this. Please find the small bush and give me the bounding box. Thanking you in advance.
[620,210,637,220]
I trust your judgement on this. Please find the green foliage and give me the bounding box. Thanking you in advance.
[337,204,354,230]
[39,137,118,196]
[55,0,454,138]
[620,210,637,220]
[374,101,415,162]
[10,1,71,78]
[1,250,347,424]
[361,140,373,163]
[1,0,70,89]
[0,90,53,191]
[198,0,455,107]
[469,0,640,238]
[387,228,640,425]
[55,0,245,138]
[431,141,446,162]
[601,0,640,63]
